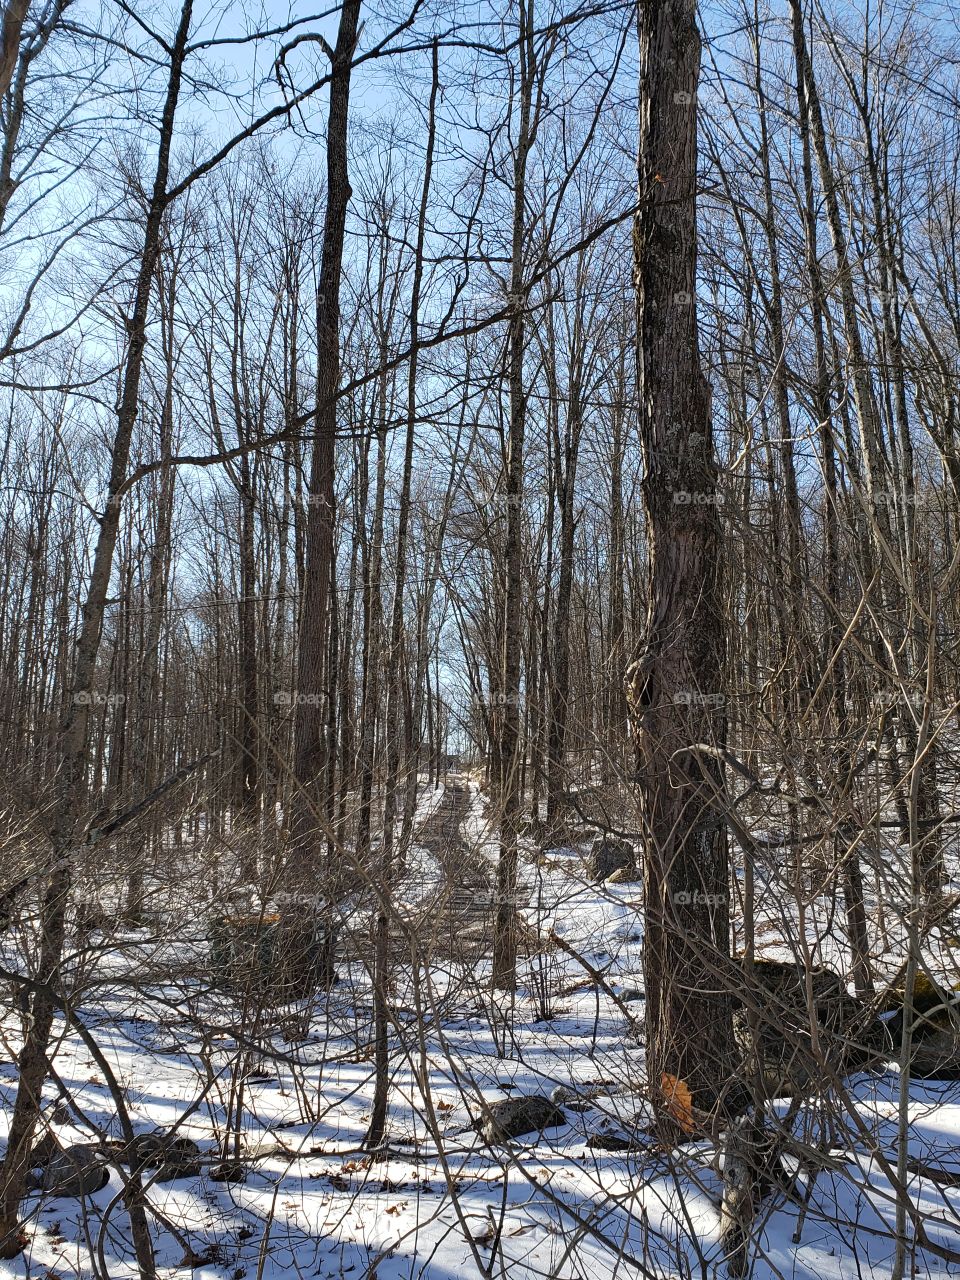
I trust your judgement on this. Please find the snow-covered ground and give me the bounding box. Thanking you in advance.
[2,780,960,1278]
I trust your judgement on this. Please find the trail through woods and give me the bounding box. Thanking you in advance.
[415,778,495,958]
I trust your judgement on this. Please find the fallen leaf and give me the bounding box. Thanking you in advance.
[660,1073,694,1134]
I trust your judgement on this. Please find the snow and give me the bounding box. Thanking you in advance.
[3,781,960,1278]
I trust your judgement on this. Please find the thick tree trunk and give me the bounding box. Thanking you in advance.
[626,0,740,1124]
[126,409,175,919]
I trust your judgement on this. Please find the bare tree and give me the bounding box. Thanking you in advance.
[290,0,362,880]
[626,0,740,1124]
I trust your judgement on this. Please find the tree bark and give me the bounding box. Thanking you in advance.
[290,0,361,879]
[626,0,740,1124]
[492,0,535,992]
[366,42,439,1146]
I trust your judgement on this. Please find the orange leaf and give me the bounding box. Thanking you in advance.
[660,1073,694,1134]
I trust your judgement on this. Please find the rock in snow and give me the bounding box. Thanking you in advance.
[479,1094,566,1143]
[588,836,635,882]
[28,1144,109,1197]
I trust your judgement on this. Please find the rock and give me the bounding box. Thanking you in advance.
[881,974,957,1033]
[588,1132,639,1151]
[904,1030,960,1080]
[167,1136,200,1161]
[548,1082,620,1113]
[123,1131,202,1181]
[880,975,960,1079]
[732,958,891,1098]
[156,1162,199,1182]
[209,910,337,1001]
[155,1137,202,1182]
[588,836,634,882]
[124,1131,168,1168]
[29,1130,61,1167]
[739,957,846,1003]
[209,1161,247,1183]
[479,1094,566,1143]
[821,992,894,1074]
[73,901,111,936]
[28,1144,108,1197]
[619,988,644,1003]
[605,866,638,885]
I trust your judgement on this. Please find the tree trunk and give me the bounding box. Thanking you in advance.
[366,44,439,1146]
[492,0,535,992]
[290,0,361,878]
[626,0,741,1125]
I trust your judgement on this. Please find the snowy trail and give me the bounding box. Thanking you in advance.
[413,776,495,958]
[3,785,960,1278]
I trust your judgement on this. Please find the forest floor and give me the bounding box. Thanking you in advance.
[2,779,960,1278]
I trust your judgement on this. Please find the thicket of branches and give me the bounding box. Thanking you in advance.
[2,0,960,1271]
